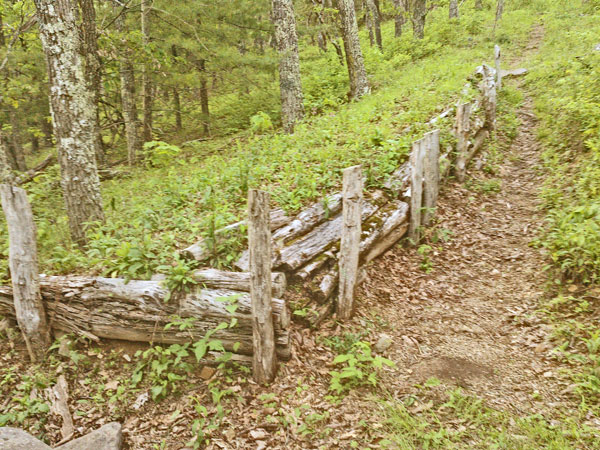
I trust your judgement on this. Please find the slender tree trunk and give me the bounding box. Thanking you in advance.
[449,0,459,18]
[337,0,370,100]
[41,115,53,146]
[411,0,427,39]
[271,0,304,133]
[364,0,375,47]
[141,0,153,143]
[77,0,105,166]
[393,0,407,38]
[7,107,27,171]
[367,0,382,50]
[0,135,51,362]
[475,0,483,10]
[332,39,345,65]
[115,6,140,165]
[170,46,182,131]
[198,59,210,136]
[33,0,105,246]
[494,0,504,30]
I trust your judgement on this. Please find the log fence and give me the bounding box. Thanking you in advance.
[1,50,514,381]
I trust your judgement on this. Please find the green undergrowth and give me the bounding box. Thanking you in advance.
[376,379,600,449]
[0,2,539,280]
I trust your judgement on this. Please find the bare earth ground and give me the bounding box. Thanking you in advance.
[2,25,595,450]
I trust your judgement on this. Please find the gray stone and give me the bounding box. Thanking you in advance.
[56,423,122,450]
[374,334,393,353]
[0,427,51,450]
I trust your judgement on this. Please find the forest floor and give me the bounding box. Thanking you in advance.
[2,25,600,450]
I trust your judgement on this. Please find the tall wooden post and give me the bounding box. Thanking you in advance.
[338,165,362,320]
[248,189,277,384]
[455,102,472,183]
[408,138,425,244]
[422,129,440,227]
[0,185,51,362]
[495,45,502,91]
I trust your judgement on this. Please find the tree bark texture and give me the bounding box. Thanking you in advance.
[141,0,153,143]
[494,0,504,30]
[197,59,210,135]
[77,0,105,166]
[272,0,304,133]
[337,0,370,99]
[408,137,425,243]
[0,276,291,359]
[422,129,440,227]
[0,184,51,362]
[34,0,105,246]
[115,7,141,166]
[170,46,183,131]
[247,190,277,384]
[411,0,427,39]
[338,165,362,320]
[455,102,472,183]
[449,0,459,19]
[494,45,502,91]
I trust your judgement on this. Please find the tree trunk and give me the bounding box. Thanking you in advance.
[494,0,504,30]
[271,0,304,133]
[170,47,182,131]
[6,108,27,172]
[115,7,141,166]
[33,0,105,246]
[248,190,278,384]
[0,136,51,362]
[408,137,425,244]
[366,0,382,50]
[411,0,427,39]
[449,0,459,19]
[337,0,370,99]
[393,0,407,38]
[0,13,5,47]
[141,0,153,143]
[77,0,105,166]
[198,59,210,136]
[475,0,483,10]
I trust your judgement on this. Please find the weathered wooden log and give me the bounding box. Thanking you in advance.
[181,208,290,262]
[192,269,286,298]
[360,200,409,264]
[275,193,383,272]
[316,265,338,304]
[501,68,528,78]
[383,161,411,199]
[422,130,440,226]
[0,184,51,362]
[0,276,291,360]
[408,138,426,244]
[495,45,502,91]
[294,251,335,281]
[236,194,343,271]
[247,189,277,383]
[15,155,56,186]
[338,165,362,320]
[466,128,489,165]
[455,102,472,183]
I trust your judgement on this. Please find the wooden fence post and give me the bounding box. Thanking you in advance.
[422,129,440,227]
[248,189,277,384]
[408,138,425,244]
[455,102,472,183]
[494,45,502,91]
[0,184,51,362]
[338,165,362,320]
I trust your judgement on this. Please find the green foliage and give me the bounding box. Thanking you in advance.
[143,141,182,168]
[0,370,50,434]
[329,341,395,394]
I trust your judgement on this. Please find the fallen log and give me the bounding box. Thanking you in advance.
[465,128,489,165]
[192,269,287,298]
[294,251,335,281]
[0,276,291,360]
[360,200,409,264]
[500,68,527,78]
[181,208,290,262]
[15,155,56,186]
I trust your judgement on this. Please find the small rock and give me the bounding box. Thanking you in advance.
[0,427,51,450]
[374,334,393,353]
[199,366,216,380]
[56,422,122,450]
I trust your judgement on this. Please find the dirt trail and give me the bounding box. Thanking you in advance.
[359,25,572,416]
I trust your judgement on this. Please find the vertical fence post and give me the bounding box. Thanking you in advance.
[422,129,440,227]
[455,102,472,183]
[408,138,426,244]
[248,189,277,384]
[494,44,502,91]
[338,165,362,320]
[0,184,51,362]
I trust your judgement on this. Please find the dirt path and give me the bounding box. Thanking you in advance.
[359,26,575,418]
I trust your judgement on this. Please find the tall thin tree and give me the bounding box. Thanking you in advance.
[494,0,504,31]
[33,0,105,245]
[392,0,407,38]
[271,0,304,133]
[337,0,370,99]
[449,0,459,19]
[141,0,153,143]
[366,0,382,50]
[411,0,427,39]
